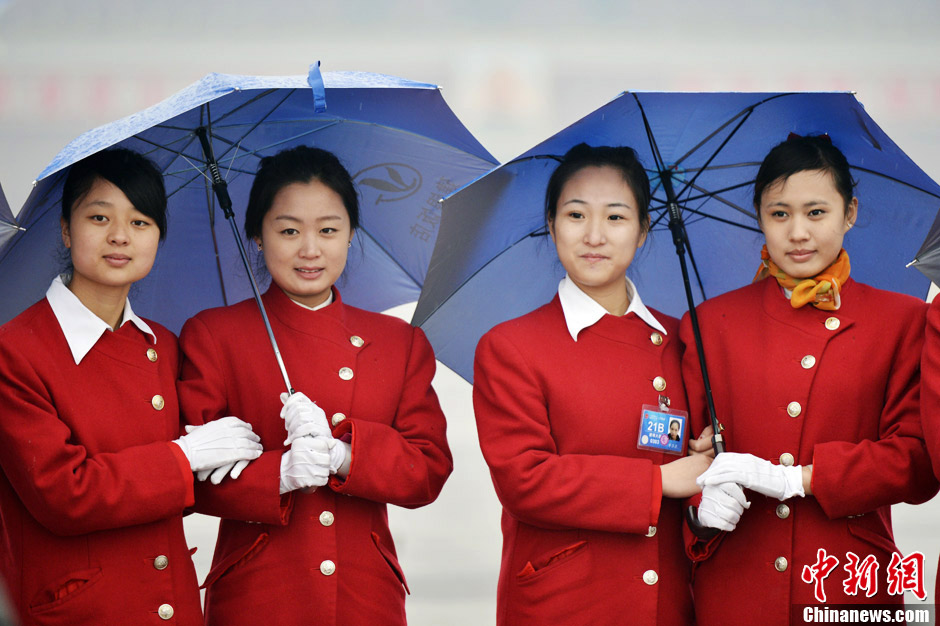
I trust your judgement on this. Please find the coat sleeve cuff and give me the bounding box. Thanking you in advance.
[168,442,195,508]
[328,420,355,491]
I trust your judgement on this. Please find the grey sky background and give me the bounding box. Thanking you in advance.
[1,2,938,623]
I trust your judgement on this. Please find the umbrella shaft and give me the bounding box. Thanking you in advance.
[661,171,724,454]
[225,216,295,395]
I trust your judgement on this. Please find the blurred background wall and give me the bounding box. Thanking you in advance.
[1,1,938,624]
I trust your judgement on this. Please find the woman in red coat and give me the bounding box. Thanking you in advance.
[176,146,453,626]
[686,135,938,624]
[473,144,712,626]
[920,274,940,602]
[0,149,262,626]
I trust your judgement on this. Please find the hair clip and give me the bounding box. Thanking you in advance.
[787,131,831,144]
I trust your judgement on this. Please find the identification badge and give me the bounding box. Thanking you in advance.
[637,404,687,455]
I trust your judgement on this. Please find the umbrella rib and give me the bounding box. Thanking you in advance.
[210,122,343,167]
[674,108,758,203]
[631,93,668,173]
[676,162,762,174]
[648,202,762,233]
[354,225,423,292]
[210,89,300,167]
[682,181,757,218]
[211,88,294,126]
[849,165,940,200]
[671,93,796,166]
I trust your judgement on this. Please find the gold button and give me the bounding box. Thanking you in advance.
[153,555,169,570]
[786,402,801,418]
[642,569,658,585]
[779,453,795,467]
[650,332,663,346]
[776,504,790,519]
[151,395,165,411]
[158,604,174,620]
[349,335,364,348]
[825,317,840,331]
[646,526,657,537]
[800,355,816,369]
[775,557,788,572]
[338,367,354,381]
[319,511,335,527]
[652,376,667,392]
[331,412,346,426]
[147,348,158,362]
[320,559,336,576]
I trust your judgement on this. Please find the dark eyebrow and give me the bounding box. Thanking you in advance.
[272,214,344,223]
[562,199,633,208]
[766,199,831,208]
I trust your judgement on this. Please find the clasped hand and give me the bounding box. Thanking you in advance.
[695,452,805,532]
[174,416,263,484]
[278,392,348,494]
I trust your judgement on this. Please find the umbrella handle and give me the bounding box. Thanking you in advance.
[685,505,721,540]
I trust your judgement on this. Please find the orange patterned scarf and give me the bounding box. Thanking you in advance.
[753,245,850,310]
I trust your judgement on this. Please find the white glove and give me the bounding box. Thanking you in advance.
[697,452,804,500]
[195,459,252,485]
[280,392,331,445]
[324,437,348,475]
[174,416,262,473]
[279,436,332,494]
[697,482,751,531]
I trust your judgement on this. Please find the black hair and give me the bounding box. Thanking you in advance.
[61,148,167,239]
[753,134,856,217]
[544,143,651,230]
[244,145,359,241]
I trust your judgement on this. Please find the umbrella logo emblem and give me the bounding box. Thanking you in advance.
[354,163,422,205]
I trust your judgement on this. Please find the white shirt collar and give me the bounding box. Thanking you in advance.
[557,274,668,342]
[289,291,334,311]
[46,275,156,365]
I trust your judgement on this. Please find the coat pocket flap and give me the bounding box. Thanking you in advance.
[371,531,410,594]
[201,532,269,589]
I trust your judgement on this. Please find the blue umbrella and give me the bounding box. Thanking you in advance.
[414,91,940,383]
[0,63,497,341]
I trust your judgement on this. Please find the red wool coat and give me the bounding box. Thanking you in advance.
[918,296,940,601]
[682,277,938,625]
[473,296,693,626]
[177,286,452,626]
[0,299,202,626]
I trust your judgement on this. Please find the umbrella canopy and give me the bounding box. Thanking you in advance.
[0,64,497,331]
[415,91,940,382]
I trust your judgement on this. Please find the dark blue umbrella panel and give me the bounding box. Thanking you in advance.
[415,92,940,381]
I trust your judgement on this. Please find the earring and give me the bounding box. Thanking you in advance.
[347,242,352,248]
[257,242,263,251]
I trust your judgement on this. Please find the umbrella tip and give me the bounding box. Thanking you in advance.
[906,259,917,268]
[31,180,37,187]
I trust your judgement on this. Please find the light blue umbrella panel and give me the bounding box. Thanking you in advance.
[0,65,497,333]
